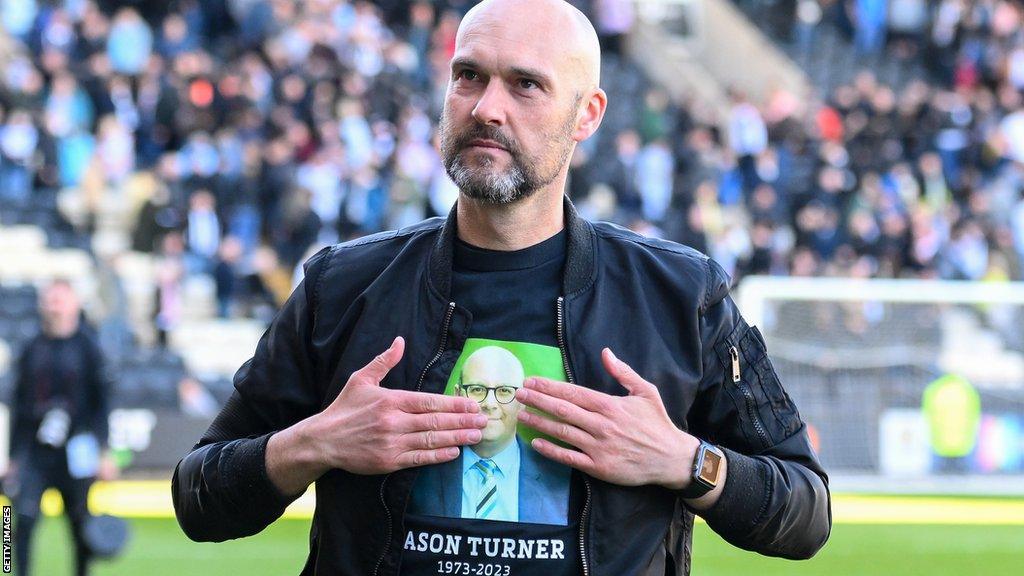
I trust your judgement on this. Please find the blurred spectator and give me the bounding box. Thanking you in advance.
[636,137,674,223]
[608,129,642,216]
[177,376,219,419]
[726,91,769,193]
[154,232,185,348]
[214,236,244,319]
[0,109,37,206]
[8,280,114,576]
[270,187,320,269]
[184,190,221,274]
[594,0,634,56]
[106,8,153,76]
[853,0,888,57]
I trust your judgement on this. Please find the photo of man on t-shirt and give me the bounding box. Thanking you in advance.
[409,343,571,526]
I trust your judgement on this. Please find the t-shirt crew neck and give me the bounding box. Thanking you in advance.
[454,228,567,272]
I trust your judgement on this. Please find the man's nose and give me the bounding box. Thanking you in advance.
[480,389,500,409]
[471,80,507,126]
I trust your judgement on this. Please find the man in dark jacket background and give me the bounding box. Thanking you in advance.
[173,1,831,574]
[7,280,113,576]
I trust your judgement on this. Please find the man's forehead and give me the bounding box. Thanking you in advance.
[454,21,559,76]
[453,0,598,86]
[463,378,524,387]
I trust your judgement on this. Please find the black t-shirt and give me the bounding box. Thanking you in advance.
[401,229,583,576]
[451,229,565,346]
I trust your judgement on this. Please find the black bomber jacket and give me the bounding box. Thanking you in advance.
[172,197,831,575]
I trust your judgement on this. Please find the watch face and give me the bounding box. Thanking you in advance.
[697,448,722,486]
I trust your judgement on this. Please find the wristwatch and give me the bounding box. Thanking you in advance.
[679,441,725,499]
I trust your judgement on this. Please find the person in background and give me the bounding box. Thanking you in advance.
[7,280,116,576]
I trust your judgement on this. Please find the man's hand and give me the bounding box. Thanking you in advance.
[514,348,701,490]
[266,336,487,496]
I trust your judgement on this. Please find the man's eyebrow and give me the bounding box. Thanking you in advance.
[509,66,552,87]
[450,57,552,86]
[450,57,478,71]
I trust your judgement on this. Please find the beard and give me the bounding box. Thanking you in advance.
[439,99,578,204]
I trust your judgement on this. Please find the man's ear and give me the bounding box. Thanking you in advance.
[573,88,608,143]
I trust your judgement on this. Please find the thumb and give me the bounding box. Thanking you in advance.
[602,348,657,398]
[352,336,405,386]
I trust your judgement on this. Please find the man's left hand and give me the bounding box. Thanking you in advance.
[514,348,698,490]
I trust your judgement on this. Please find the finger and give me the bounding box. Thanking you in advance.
[520,376,612,413]
[517,410,595,448]
[602,348,658,399]
[391,389,480,414]
[400,412,489,433]
[515,387,604,434]
[351,337,405,386]
[401,427,483,451]
[394,446,462,469]
[530,437,596,473]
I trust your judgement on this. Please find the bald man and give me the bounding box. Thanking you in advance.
[407,346,571,525]
[174,1,830,575]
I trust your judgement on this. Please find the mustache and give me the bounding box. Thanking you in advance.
[452,125,519,154]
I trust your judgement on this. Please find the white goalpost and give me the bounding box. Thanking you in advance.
[735,276,1024,495]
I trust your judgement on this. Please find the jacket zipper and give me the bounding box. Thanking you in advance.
[415,302,457,392]
[729,345,769,447]
[557,296,590,576]
[373,302,457,576]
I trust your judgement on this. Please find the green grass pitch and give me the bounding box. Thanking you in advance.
[26,517,1024,575]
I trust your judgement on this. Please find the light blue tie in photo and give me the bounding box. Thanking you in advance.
[473,459,500,519]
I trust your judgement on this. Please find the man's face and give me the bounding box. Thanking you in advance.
[438,8,583,204]
[458,347,526,454]
[40,283,79,329]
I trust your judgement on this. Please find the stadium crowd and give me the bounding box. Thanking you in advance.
[729,1,1024,283]
[1,0,1024,343]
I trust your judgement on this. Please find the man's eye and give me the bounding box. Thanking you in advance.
[518,79,538,90]
[457,70,479,82]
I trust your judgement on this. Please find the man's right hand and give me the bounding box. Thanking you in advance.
[266,336,486,497]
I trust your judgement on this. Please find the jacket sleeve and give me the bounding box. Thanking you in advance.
[172,247,331,542]
[686,258,832,559]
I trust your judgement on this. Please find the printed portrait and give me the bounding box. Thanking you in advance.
[408,338,572,526]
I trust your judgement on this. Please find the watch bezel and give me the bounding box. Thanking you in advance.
[694,442,724,488]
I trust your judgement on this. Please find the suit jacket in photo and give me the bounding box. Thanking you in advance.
[407,435,571,525]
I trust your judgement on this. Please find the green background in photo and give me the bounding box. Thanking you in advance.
[443,337,567,447]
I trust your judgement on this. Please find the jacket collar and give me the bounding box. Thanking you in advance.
[427,195,596,299]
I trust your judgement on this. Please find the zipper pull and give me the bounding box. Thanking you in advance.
[729,346,741,382]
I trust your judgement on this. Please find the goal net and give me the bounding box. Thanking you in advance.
[736,276,1024,495]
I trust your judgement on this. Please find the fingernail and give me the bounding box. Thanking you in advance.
[447,447,460,457]
[517,411,530,422]
[607,348,619,363]
[474,415,488,427]
[468,429,482,443]
[517,388,529,400]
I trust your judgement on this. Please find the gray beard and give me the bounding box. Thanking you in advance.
[439,94,580,205]
[444,152,531,205]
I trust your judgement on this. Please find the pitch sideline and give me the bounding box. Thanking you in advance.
[3,481,1023,525]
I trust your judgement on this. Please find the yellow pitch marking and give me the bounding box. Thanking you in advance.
[4,484,1023,525]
